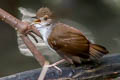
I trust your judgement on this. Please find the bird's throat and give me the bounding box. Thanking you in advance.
[34,23,52,40]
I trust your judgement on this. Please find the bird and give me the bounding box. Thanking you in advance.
[32,7,109,66]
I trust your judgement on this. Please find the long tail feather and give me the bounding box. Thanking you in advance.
[89,44,109,60]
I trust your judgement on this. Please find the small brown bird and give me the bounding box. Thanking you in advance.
[32,7,109,66]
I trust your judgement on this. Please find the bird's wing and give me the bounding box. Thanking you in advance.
[48,23,90,59]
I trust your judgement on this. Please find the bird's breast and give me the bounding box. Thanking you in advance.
[35,24,57,53]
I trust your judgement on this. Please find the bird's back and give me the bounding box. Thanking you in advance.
[48,23,109,64]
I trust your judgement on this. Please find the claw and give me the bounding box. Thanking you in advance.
[38,59,65,80]
[46,59,66,74]
[46,64,62,74]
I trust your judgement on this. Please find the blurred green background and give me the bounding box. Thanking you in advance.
[0,0,120,77]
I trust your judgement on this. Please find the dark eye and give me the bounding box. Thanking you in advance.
[44,17,48,20]
[44,15,49,20]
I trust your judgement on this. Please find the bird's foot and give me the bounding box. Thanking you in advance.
[46,59,66,74]
[38,59,65,80]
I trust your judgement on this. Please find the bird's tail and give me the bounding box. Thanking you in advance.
[89,44,109,60]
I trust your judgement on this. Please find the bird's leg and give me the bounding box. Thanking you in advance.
[38,59,66,80]
[46,59,66,73]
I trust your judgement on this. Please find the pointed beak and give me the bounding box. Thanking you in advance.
[33,19,41,24]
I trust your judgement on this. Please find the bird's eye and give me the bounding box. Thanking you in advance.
[44,15,48,20]
[44,17,48,20]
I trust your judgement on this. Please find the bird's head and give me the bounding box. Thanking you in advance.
[32,7,53,28]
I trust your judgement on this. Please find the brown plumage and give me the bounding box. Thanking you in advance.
[47,23,109,64]
[34,7,109,65]
[36,7,53,19]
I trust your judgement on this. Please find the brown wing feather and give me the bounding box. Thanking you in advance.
[48,23,90,59]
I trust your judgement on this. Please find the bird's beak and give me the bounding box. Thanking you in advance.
[33,19,41,24]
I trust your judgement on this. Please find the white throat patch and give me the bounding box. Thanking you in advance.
[33,22,56,53]
[34,22,52,40]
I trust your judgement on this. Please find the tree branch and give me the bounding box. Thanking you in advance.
[0,53,120,80]
[0,8,46,66]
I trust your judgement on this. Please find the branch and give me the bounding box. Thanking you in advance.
[0,8,46,66]
[0,53,120,80]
